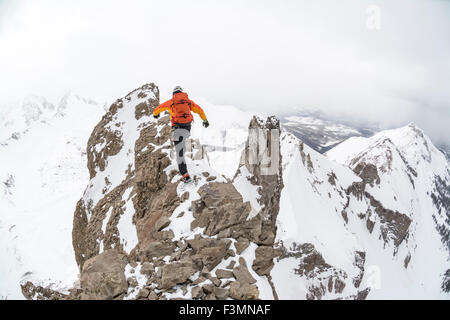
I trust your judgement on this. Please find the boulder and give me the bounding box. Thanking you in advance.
[186,237,230,252]
[207,275,221,287]
[148,291,159,300]
[181,191,190,202]
[139,241,176,260]
[198,182,243,208]
[187,237,231,270]
[252,245,279,276]
[215,269,234,279]
[226,261,236,269]
[229,282,259,300]
[192,276,207,285]
[191,286,203,299]
[214,287,229,300]
[140,262,155,275]
[200,246,230,271]
[80,249,128,300]
[234,237,250,254]
[205,293,217,300]
[191,183,251,236]
[127,276,138,287]
[154,216,171,232]
[202,284,215,294]
[232,257,256,285]
[137,288,150,299]
[160,261,197,289]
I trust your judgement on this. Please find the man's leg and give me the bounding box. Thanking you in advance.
[173,127,190,176]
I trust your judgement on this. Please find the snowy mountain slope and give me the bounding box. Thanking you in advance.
[0,95,56,143]
[326,123,450,297]
[271,127,449,298]
[0,93,106,299]
[272,133,365,299]
[281,114,376,154]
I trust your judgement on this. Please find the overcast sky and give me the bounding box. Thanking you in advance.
[0,0,449,144]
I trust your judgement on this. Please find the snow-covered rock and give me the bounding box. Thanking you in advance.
[67,85,284,299]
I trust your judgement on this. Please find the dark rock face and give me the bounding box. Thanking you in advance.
[72,83,176,268]
[73,180,135,267]
[229,116,284,295]
[191,182,251,236]
[353,162,380,186]
[238,116,284,226]
[2,174,14,195]
[86,100,125,179]
[442,269,450,293]
[431,175,450,251]
[343,161,412,251]
[430,174,450,291]
[277,242,349,300]
[366,193,412,248]
[327,171,337,186]
[135,183,178,246]
[353,251,366,288]
[252,246,280,276]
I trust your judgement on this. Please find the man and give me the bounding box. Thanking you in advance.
[153,86,209,183]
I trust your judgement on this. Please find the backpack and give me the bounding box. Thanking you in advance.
[171,92,193,124]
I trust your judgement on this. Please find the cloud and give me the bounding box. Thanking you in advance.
[0,0,449,144]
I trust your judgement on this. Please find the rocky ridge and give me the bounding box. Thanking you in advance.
[22,83,286,300]
[19,83,450,300]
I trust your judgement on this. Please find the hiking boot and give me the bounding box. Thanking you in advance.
[181,173,192,183]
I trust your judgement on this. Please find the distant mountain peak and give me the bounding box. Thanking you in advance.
[21,95,56,125]
[281,113,375,153]
[57,92,105,116]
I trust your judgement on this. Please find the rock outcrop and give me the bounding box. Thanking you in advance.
[72,83,178,269]
[44,84,285,300]
[190,182,251,236]
[80,249,129,300]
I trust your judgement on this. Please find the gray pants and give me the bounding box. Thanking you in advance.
[172,125,191,176]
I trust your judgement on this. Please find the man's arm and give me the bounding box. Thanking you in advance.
[190,100,207,121]
[153,99,172,116]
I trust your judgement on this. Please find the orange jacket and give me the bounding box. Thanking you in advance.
[153,92,207,126]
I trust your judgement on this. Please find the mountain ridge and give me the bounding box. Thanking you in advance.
[1,83,448,299]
